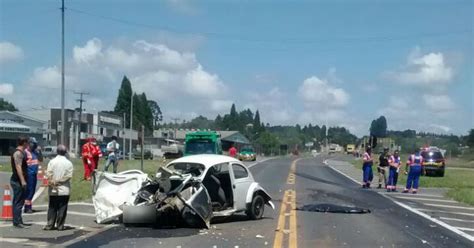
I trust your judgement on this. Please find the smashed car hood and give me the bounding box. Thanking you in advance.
[92,170,149,224]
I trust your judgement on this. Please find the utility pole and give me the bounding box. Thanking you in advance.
[123,112,126,160]
[140,125,144,171]
[60,0,66,146]
[74,91,89,157]
[129,92,133,160]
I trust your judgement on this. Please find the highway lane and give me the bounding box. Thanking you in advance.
[67,156,473,248]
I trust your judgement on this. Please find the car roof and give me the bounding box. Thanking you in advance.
[169,154,241,168]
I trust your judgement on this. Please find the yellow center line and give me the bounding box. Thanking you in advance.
[274,159,300,248]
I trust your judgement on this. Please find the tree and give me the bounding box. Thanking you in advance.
[370,116,388,137]
[0,98,18,111]
[147,100,163,128]
[467,129,474,147]
[256,131,280,155]
[114,76,133,128]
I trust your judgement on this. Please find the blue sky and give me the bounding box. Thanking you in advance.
[0,0,472,136]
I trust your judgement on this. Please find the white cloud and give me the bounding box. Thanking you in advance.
[21,38,229,119]
[298,76,349,107]
[0,42,24,64]
[210,99,233,112]
[0,83,14,95]
[166,0,198,15]
[422,94,456,111]
[377,95,461,134]
[73,38,103,64]
[391,47,453,86]
[245,87,293,124]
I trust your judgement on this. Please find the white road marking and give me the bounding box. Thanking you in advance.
[416,209,474,217]
[392,196,457,203]
[423,203,474,211]
[455,227,474,232]
[0,237,49,247]
[326,160,474,242]
[380,192,445,198]
[32,186,45,202]
[439,217,474,223]
[33,202,94,208]
[26,210,95,217]
[61,224,120,247]
[28,221,98,232]
[247,157,276,168]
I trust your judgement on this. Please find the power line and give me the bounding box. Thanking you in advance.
[67,7,471,45]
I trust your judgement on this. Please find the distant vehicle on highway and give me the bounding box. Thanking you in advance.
[161,139,184,159]
[42,146,57,158]
[346,144,355,155]
[421,148,446,177]
[238,147,257,161]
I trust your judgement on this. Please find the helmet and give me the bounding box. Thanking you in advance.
[29,137,38,144]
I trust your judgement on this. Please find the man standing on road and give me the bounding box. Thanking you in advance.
[24,137,42,213]
[81,138,95,181]
[377,148,390,189]
[403,148,424,194]
[229,144,237,158]
[362,146,374,188]
[10,136,30,228]
[104,136,120,173]
[44,145,73,231]
[387,150,401,192]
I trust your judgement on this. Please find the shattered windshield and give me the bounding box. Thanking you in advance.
[185,140,215,155]
[167,162,205,176]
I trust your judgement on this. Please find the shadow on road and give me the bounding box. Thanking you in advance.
[66,226,200,248]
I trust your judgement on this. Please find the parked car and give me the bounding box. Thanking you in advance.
[421,148,446,177]
[133,149,153,160]
[42,146,57,159]
[238,147,257,161]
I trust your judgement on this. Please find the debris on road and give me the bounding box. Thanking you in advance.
[296,203,371,214]
[256,234,264,239]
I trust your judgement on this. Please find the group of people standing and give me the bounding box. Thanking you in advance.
[80,136,120,180]
[10,135,119,230]
[10,136,73,230]
[362,146,424,194]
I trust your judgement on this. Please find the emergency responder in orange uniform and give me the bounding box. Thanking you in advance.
[91,139,102,172]
[81,138,96,181]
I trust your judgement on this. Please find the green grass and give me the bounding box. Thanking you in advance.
[351,159,474,205]
[0,157,166,202]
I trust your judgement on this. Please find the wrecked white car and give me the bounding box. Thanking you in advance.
[92,154,274,228]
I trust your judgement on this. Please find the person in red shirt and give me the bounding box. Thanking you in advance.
[81,138,96,181]
[228,144,237,158]
[91,139,102,172]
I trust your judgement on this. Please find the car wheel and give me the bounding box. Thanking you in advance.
[247,194,265,220]
[438,169,445,177]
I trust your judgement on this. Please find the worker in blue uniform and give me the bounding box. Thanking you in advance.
[403,148,424,194]
[24,137,42,213]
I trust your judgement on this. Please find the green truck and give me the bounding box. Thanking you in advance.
[184,131,223,156]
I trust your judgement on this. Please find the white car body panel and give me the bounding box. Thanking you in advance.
[92,170,149,224]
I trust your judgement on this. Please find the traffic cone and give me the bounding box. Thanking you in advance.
[42,174,49,187]
[1,185,13,220]
[37,165,43,180]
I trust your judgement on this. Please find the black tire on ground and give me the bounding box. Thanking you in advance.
[247,194,265,220]
[438,169,445,177]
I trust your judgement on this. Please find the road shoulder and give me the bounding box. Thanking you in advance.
[325,157,474,243]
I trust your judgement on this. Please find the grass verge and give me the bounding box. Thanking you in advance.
[350,159,474,206]
[1,157,166,202]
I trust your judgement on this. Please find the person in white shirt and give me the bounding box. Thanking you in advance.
[44,145,73,231]
[104,136,120,173]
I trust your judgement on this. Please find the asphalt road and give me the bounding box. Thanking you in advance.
[65,155,472,248]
